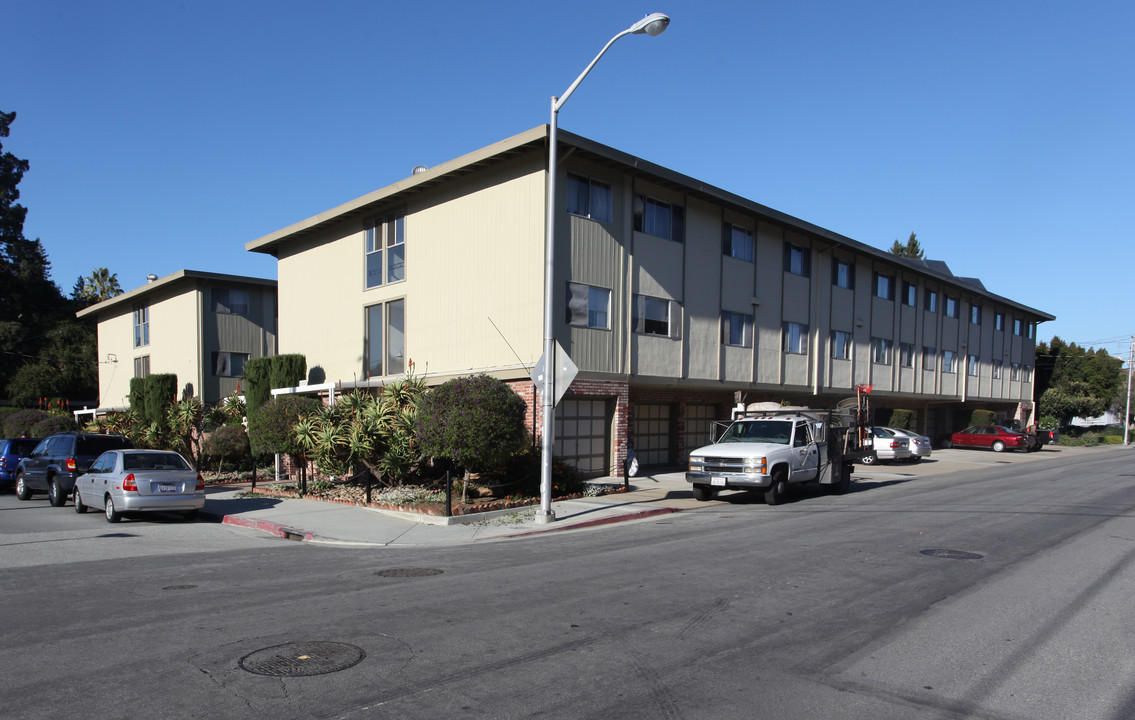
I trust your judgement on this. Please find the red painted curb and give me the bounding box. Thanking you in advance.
[222,515,314,541]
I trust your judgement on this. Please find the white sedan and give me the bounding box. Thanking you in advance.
[861,426,912,465]
[881,427,933,461]
[74,449,205,522]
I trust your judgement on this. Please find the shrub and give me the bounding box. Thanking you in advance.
[969,409,996,428]
[203,424,251,471]
[502,446,584,498]
[2,409,51,437]
[244,354,307,419]
[144,374,178,427]
[889,409,914,430]
[31,414,77,437]
[247,394,320,458]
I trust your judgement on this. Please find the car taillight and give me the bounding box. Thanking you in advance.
[890,440,900,449]
[122,474,137,492]
[195,473,205,491]
[66,457,77,472]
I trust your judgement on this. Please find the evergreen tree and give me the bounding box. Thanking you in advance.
[888,232,925,259]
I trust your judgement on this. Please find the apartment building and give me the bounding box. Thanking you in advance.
[246,126,1052,475]
[77,270,277,409]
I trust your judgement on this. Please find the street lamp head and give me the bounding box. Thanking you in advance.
[630,12,670,37]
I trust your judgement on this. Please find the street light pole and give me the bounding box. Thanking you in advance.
[537,13,670,524]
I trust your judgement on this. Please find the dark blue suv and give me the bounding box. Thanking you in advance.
[1,438,40,489]
[15,432,133,506]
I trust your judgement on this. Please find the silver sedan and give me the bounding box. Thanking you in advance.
[73,449,205,522]
[881,427,933,462]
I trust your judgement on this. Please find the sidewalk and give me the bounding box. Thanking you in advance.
[201,471,699,547]
[201,444,1125,547]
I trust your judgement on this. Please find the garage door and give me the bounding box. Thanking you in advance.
[555,399,611,478]
[633,403,672,467]
[684,404,718,460]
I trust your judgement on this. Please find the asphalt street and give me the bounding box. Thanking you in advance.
[2,446,1134,719]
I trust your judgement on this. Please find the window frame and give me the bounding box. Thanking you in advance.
[944,296,959,318]
[924,289,938,313]
[1011,362,1021,380]
[566,282,611,330]
[133,355,150,378]
[364,298,406,379]
[995,312,1005,331]
[992,359,1003,378]
[900,343,914,368]
[873,272,895,301]
[633,194,684,242]
[831,330,852,360]
[832,259,854,289]
[212,351,250,378]
[923,346,937,371]
[365,214,406,289]
[782,322,809,354]
[870,337,892,365]
[783,243,811,277]
[967,354,979,376]
[133,305,149,348]
[942,349,957,373]
[632,294,679,338]
[212,287,251,316]
[566,174,613,223]
[969,304,982,325]
[722,310,753,347]
[722,222,755,262]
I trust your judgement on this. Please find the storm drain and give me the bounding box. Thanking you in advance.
[375,568,444,578]
[239,641,366,677]
[920,549,985,560]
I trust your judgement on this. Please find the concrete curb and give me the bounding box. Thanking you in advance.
[221,514,315,542]
[490,506,683,541]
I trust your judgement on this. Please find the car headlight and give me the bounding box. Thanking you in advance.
[744,458,767,474]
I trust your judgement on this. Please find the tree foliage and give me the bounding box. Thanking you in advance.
[2,408,51,437]
[247,394,320,459]
[416,375,529,492]
[243,354,306,419]
[888,232,925,259]
[1035,337,1124,426]
[71,267,123,305]
[203,424,251,473]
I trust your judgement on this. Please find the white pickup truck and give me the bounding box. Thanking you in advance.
[686,410,862,505]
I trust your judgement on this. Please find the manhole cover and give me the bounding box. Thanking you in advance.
[239,641,366,677]
[375,568,444,578]
[920,549,984,560]
[162,584,198,591]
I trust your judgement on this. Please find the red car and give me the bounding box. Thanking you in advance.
[949,425,1029,452]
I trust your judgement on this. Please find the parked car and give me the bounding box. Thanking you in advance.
[880,427,932,462]
[1,438,41,489]
[14,432,134,505]
[861,426,912,464]
[949,425,1030,452]
[74,449,205,522]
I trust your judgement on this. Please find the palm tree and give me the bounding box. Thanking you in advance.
[80,268,124,302]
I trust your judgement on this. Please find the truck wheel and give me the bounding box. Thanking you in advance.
[691,484,715,501]
[15,472,31,501]
[992,441,1006,452]
[764,471,787,505]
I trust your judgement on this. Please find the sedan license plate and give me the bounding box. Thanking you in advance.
[156,483,176,493]
[711,476,726,487]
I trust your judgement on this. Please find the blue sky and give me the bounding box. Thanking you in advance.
[7,0,1134,360]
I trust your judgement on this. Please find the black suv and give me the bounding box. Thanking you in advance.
[15,432,134,506]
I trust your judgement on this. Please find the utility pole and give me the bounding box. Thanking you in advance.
[1121,336,1130,442]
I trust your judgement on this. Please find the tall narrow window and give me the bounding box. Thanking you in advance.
[924,290,938,313]
[366,214,405,288]
[783,243,811,277]
[1011,362,1021,380]
[133,355,150,378]
[945,296,959,318]
[943,350,957,373]
[871,337,892,365]
[1013,318,1024,336]
[365,300,407,378]
[783,322,808,354]
[723,223,754,261]
[722,311,753,347]
[833,260,853,289]
[133,306,149,348]
[992,360,1003,379]
[970,304,982,325]
[567,174,612,222]
[995,313,1005,331]
[873,272,894,300]
[967,354,979,376]
[902,282,917,307]
[923,346,936,371]
[900,343,914,367]
[831,330,852,360]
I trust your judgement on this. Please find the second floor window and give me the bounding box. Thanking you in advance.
[1011,362,1021,380]
[925,290,938,313]
[968,354,979,376]
[945,296,959,318]
[783,243,811,277]
[366,214,405,289]
[1013,318,1024,336]
[831,330,852,360]
[212,288,250,316]
[873,272,894,300]
[833,260,854,289]
[871,337,892,365]
[566,174,612,222]
[722,223,754,262]
[133,355,149,378]
[995,312,1005,331]
[133,306,149,348]
[212,351,250,377]
[923,346,937,371]
[992,359,1003,378]
[900,343,914,367]
[970,305,982,325]
[722,311,753,347]
[566,282,610,329]
[783,322,808,354]
[902,282,917,307]
[634,195,684,242]
[365,299,406,378]
[633,295,678,337]
[943,350,957,373]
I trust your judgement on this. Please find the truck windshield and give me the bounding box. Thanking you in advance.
[719,421,792,444]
